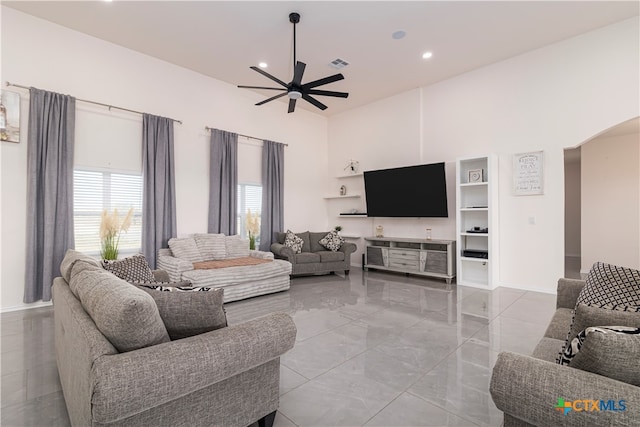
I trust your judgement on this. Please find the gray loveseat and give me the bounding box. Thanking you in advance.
[270,231,357,276]
[53,250,297,427]
[490,278,640,426]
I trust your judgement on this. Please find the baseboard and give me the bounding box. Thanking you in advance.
[496,282,557,295]
[0,300,53,313]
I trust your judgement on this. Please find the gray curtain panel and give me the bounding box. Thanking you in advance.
[259,140,285,251]
[24,88,75,303]
[208,129,238,235]
[142,114,177,269]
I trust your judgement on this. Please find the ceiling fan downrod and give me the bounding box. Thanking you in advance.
[290,12,300,72]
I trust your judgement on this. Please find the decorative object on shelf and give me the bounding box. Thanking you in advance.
[339,185,347,196]
[426,228,432,240]
[375,225,384,238]
[334,225,342,235]
[467,168,483,183]
[344,159,360,174]
[0,90,20,143]
[100,207,134,260]
[246,209,260,250]
[513,151,544,195]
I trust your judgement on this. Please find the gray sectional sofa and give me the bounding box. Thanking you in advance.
[53,250,297,427]
[490,278,640,426]
[270,231,357,276]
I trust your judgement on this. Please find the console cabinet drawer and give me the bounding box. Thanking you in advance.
[389,259,421,270]
[388,249,420,261]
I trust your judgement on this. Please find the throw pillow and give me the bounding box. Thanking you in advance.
[559,262,640,359]
[577,262,640,310]
[319,231,345,252]
[194,233,226,260]
[101,254,156,283]
[225,235,250,258]
[284,229,304,254]
[168,237,205,263]
[558,303,640,365]
[558,325,640,365]
[559,326,640,387]
[70,266,170,352]
[136,286,227,340]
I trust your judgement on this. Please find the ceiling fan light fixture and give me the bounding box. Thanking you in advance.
[237,12,348,113]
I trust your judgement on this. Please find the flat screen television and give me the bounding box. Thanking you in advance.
[364,162,448,217]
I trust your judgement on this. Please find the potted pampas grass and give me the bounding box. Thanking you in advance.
[100,207,134,260]
[246,209,260,250]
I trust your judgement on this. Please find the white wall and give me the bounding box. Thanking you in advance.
[327,89,457,265]
[0,8,329,311]
[329,17,639,293]
[581,133,640,271]
[564,154,581,257]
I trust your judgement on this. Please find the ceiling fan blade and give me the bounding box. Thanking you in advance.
[238,85,287,91]
[306,89,349,98]
[292,61,306,86]
[302,94,327,110]
[256,92,288,106]
[288,98,297,113]
[302,73,344,89]
[250,66,288,88]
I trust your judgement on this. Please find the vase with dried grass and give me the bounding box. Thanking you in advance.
[100,207,134,260]
[246,209,260,250]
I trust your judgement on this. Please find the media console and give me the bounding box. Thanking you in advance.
[364,237,456,284]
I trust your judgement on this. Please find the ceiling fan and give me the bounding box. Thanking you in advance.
[237,12,349,113]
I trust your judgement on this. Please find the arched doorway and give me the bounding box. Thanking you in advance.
[564,117,640,278]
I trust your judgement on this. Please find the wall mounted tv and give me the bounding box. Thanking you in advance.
[364,162,448,217]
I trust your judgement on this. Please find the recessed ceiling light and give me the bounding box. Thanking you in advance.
[258,62,268,68]
[392,30,406,40]
[422,52,433,59]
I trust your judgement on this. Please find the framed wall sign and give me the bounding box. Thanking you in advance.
[0,90,21,143]
[513,151,543,195]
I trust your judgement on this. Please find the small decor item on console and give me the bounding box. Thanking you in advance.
[340,185,347,196]
[425,228,432,240]
[375,225,384,238]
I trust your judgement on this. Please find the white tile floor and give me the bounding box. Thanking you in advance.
[1,269,558,426]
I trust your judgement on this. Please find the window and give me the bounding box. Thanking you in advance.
[237,183,262,244]
[74,169,143,255]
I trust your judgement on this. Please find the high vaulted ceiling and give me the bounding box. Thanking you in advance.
[4,1,639,116]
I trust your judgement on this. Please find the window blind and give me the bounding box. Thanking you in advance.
[237,183,262,242]
[74,169,143,255]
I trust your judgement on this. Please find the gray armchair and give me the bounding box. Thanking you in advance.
[271,231,357,276]
[490,278,640,426]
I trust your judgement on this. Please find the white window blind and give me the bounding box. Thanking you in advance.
[74,169,143,255]
[237,184,262,244]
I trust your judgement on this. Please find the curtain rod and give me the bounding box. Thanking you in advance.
[5,81,182,124]
[204,126,288,147]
